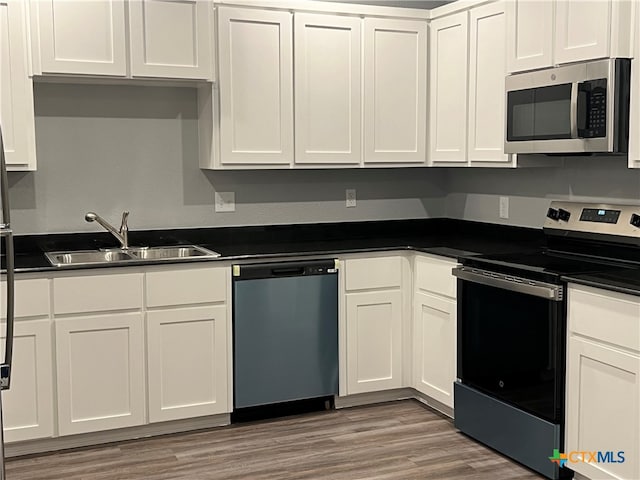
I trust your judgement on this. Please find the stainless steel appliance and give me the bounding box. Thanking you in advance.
[453,201,640,480]
[505,58,631,154]
[232,259,338,410]
[0,127,16,480]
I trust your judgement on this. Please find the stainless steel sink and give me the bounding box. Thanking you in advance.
[45,245,220,267]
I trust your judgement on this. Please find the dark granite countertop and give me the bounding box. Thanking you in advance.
[563,268,640,297]
[2,218,544,273]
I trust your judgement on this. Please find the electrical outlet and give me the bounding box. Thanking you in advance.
[499,196,509,219]
[346,189,356,208]
[215,191,235,212]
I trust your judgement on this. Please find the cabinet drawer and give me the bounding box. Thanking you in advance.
[415,254,458,299]
[569,285,640,352]
[146,267,227,307]
[53,273,143,315]
[1,278,50,319]
[344,257,402,291]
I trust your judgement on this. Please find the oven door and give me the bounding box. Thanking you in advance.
[454,267,565,424]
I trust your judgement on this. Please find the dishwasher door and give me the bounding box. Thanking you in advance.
[232,259,339,409]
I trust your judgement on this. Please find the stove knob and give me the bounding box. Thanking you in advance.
[631,213,640,228]
[558,208,571,222]
[547,208,559,221]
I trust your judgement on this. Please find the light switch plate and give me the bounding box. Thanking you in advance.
[499,196,509,219]
[215,192,235,212]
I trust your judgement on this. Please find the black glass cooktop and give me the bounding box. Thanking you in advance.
[462,249,632,283]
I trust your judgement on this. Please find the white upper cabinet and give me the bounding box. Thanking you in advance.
[217,7,293,165]
[629,0,639,168]
[363,18,427,164]
[32,0,128,76]
[129,0,213,80]
[0,0,36,170]
[429,12,469,164]
[468,1,509,163]
[294,13,361,165]
[506,0,554,73]
[554,0,610,64]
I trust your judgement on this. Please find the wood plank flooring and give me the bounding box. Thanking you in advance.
[6,400,545,480]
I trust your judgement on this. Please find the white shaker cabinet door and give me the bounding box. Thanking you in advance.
[1,320,54,443]
[554,0,610,65]
[629,0,640,168]
[129,0,213,80]
[0,0,36,170]
[147,305,229,423]
[468,1,510,163]
[345,290,403,394]
[429,12,468,164]
[363,17,427,164]
[55,313,146,436]
[217,7,293,165]
[413,292,456,408]
[33,0,127,76]
[294,13,361,165]
[506,0,554,73]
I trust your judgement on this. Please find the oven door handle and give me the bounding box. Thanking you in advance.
[452,267,563,301]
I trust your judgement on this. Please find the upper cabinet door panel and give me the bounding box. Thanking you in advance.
[129,0,212,80]
[555,0,610,64]
[218,7,293,165]
[0,0,36,170]
[468,1,509,163]
[35,0,127,76]
[294,13,361,165]
[364,18,427,163]
[506,0,554,73]
[429,12,469,163]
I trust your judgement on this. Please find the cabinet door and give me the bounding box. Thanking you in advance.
[147,305,229,422]
[363,18,427,164]
[129,0,212,80]
[218,7,293,165]
[629,3,640,168]
[34,0,127,76]
[1,320,54,443]
[566,337,639,480]
[506,0,554,73]
[55,313,145,436]
[0,0,36,170]
[555,0,611,65]
[413,292,456,408]
[346,290,402,394]
[294,13,361,165]
[429,12,468,164]
[468,2,509,163]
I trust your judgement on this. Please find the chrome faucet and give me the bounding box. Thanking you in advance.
[85,211,129,250]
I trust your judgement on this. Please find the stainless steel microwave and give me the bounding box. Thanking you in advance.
[505,58,631,155]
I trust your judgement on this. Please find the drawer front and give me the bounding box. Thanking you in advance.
[146,267,227,307]
[1,278,50,319]
[569,284,640,352]
[345,257,402,291]
[415,254,458,299]
[53,273,143,315]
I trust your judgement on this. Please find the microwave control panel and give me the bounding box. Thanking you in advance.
[578,79,607,138]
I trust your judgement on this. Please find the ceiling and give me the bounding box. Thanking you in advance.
[320,0,454,9]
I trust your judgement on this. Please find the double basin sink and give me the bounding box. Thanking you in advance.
[46,245,221,267]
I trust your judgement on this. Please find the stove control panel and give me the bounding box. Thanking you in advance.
[544,201,640,241]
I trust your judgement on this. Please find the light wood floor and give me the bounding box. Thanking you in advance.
[6,400,545,480]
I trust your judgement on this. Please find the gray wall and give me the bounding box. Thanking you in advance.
[7,84,447,235]
[6,84,640,235]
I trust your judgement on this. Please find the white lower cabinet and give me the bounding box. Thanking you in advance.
[55,312,146,436]
[566,285,640,480]
[345,290,403,394]
[147,305,229,422]
[413,292,456,408]
[1,319,54,442]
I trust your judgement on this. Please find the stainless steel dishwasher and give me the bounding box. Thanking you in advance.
[232,259,339,409]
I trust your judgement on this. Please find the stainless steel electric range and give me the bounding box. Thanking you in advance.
[453,201,640,480]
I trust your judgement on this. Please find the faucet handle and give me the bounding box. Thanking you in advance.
[120,211,129,232]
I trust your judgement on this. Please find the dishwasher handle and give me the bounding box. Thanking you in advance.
[233,259,338,280]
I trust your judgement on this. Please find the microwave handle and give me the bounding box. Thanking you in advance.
[570,82,578,138]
